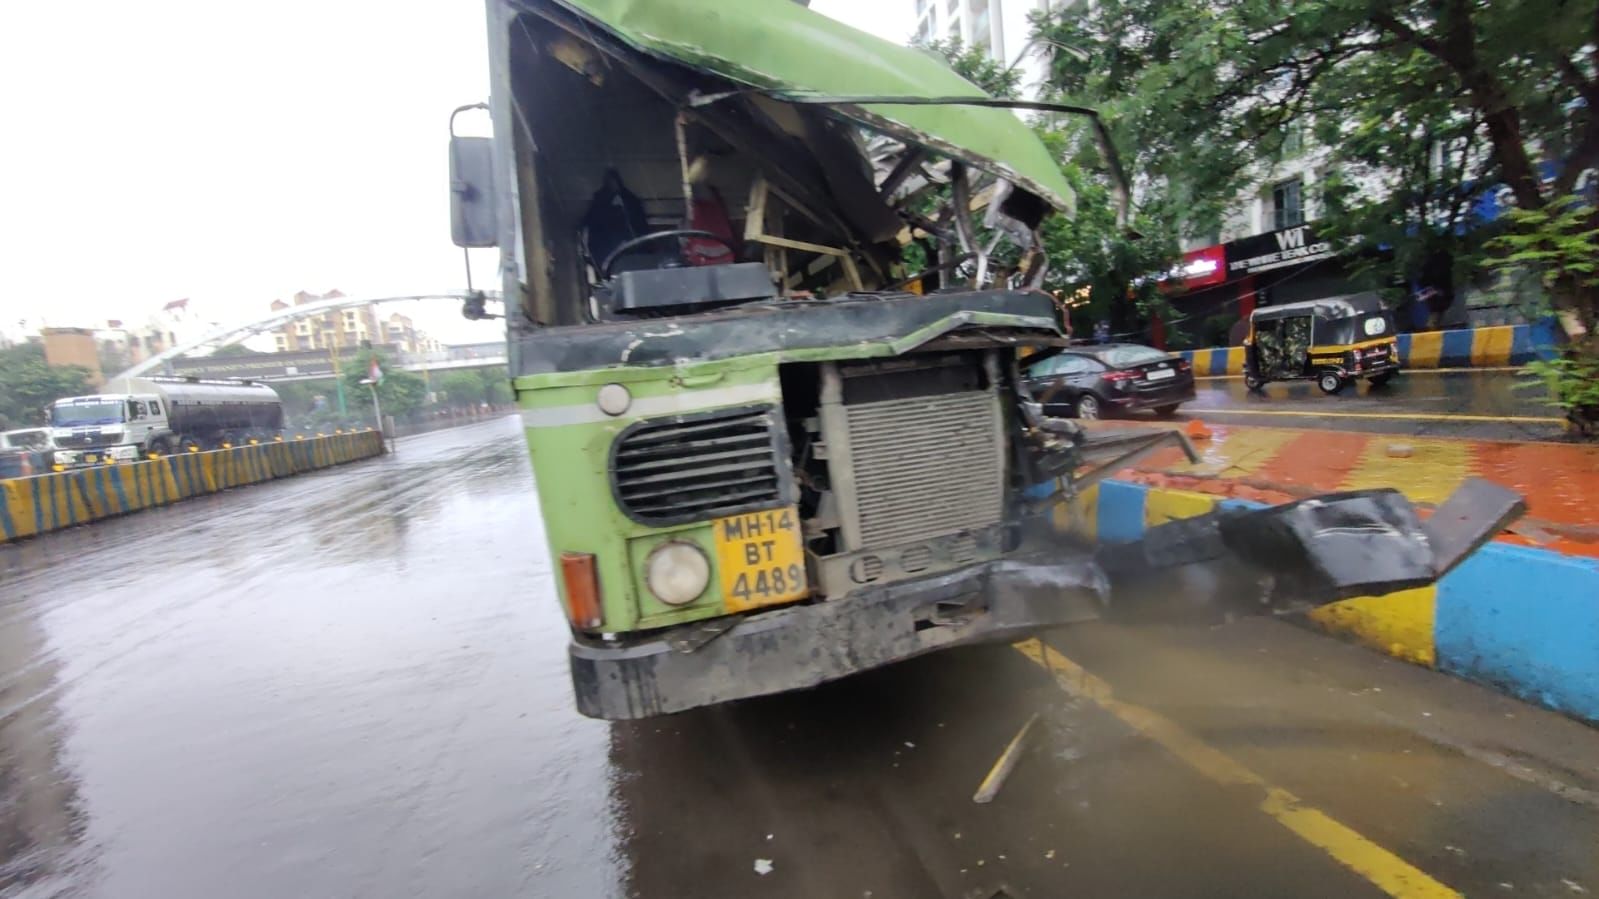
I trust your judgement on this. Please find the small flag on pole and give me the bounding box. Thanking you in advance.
[368,357,383,384]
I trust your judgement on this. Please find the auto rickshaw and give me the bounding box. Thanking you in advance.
[1243,292,1401,394]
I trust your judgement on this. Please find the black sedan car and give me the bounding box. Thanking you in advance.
[1024,343,1196,419]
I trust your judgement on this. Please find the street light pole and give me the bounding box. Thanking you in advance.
[359,377,390,452]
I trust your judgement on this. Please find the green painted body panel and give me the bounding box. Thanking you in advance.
[553,0,1074,212]
[518,310,1063,634]
[512,311,1057,392]
[521,360,779,633]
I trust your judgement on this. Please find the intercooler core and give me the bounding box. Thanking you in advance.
[811,351,1008,595]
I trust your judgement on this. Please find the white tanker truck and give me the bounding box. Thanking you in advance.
[50,377,284,467]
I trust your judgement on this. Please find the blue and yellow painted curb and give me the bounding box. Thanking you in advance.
[0,431,385,545]
[1178,320,1562,375]
[1063,479,1599,725]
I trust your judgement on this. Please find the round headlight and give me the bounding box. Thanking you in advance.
[596,383,631,416]
[645,541,711,606]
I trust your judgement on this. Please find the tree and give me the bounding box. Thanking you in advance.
[1487,198,1599,433]
[913,38,1023,100]
[1034,0,1599,342]
[439,370,490,407]
[271,379,338,422]
[0,343,94,429]
[485,368,513,404]
[917,37,1183,340]
[208,343,257,358]
[1034,132,1185,340]
[341,349,427,420]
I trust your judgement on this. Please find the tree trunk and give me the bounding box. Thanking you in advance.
[1476,103,1547,211]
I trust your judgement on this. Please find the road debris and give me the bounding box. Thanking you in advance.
[974,713,1041,804]
[754,859,774,876]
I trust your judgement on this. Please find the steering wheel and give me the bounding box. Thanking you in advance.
[599,229,735,280]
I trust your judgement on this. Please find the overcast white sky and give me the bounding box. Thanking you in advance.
[1,0,913,345]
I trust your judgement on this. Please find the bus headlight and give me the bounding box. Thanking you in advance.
[597,383,631,416]
[644,541,711,606]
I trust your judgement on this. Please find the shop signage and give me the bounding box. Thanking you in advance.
[1226,224,1334,275]
[1173,245,1227,289]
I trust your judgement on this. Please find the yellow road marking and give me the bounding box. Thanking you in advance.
[1193,408,1564,424]
[1013,639,1462,899]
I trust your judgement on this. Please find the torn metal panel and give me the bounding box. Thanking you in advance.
[1096,479,1529,619]
[512,289,1065,375]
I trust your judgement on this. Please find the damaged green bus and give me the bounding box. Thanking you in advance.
[450,0,1523,719]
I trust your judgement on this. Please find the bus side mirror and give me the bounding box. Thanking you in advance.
[449,135,498,248]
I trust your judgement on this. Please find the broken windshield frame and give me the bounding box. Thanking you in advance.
[492,0,1114,331]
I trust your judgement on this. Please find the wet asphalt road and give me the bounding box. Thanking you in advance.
[1177,369,1569,441]
[4,418,1597,898]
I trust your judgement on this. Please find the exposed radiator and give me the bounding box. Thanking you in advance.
[836,385,1006,550]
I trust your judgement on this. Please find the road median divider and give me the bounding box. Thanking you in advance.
[0,431,385,545]
[1061,479,1599,726]
[1178,318,1562,375]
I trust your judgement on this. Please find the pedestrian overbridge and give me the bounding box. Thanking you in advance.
[110,291,505,383]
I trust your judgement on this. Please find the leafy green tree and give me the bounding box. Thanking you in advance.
[1034,133,1184,340]
[920,34,1184,342]
[913,38,1023,100]
[341,349,427,419]
[1033,0,1599,339]
[1487,198,1599,433]
[439,370,489,407]
[0,343,95,429]
[484,368,513,404]
[270,379,339,423]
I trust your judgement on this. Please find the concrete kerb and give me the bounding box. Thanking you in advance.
[1177,319,1562,376]
[1066,478,1599,725]
[0,431,385,545]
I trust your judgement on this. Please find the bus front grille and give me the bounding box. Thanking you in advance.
[610,406,790,526]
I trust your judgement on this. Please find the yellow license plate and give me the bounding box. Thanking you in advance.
[84,454,99,464]
[713,507,809,613]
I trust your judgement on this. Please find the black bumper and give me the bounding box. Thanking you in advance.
[569,552,1107,720]
[1110,384,1197,411]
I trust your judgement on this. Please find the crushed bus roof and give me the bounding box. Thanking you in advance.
[547,0,1076,213]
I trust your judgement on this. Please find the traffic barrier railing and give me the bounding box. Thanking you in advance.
[1177,319,1563,375]
[0,431,385,545]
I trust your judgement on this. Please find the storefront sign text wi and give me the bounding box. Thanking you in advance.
[1227,225,1334,275]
